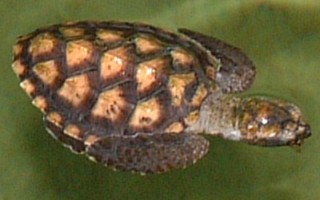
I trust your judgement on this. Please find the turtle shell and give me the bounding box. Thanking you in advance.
[12,21,219,173]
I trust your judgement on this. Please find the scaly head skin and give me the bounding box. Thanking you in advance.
[187,94,311,147]
[237,97,311,146]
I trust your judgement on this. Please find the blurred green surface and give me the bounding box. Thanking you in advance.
[1,0,319,200]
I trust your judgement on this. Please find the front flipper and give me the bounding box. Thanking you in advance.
[179,28,256,93]
[86,133,209,174]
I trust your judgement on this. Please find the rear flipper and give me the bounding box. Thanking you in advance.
[86,133,209,174]
[179,28,256,93]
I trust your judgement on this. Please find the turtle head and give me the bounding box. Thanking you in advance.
[238,97,311,146]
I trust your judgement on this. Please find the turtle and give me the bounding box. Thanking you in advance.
[12,21,311,174]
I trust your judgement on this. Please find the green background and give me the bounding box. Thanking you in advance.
[1,0,319,199]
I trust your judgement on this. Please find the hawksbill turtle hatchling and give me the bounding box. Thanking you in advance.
[12,21,311,174]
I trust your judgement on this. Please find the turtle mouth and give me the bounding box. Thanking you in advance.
[289,122,311,146]
[245,121,311,147]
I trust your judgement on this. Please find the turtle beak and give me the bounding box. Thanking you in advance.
[290,123,311,146]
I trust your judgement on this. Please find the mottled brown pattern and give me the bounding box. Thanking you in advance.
[85,135,100,146]
[171,48,194,67]
[12,59,26,77]
[60,27,85,37]
[236,98,310,146]
[184,110,200,126]
[100,46,131,82]
[46,112,63,128]
[96,29,125,42]
[91,86,129,123]
[32,96,48,113]
[206,66,216,81]
[12,21,220,174]
[13,43,23,55]
[136,57,169,95]
[45,118,85,153]
[64,124,83,140]
[168,73,196,106]
[135,35,164,54]
[33,60,61,87]
[129,97,164,132]
[191,84,208,107]
[165,122,184,133]
[57,74,94,108]
[66,40,94,68]
[28,33,58,59]
[20,79,36,97]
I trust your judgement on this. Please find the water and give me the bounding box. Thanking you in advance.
[1,1,319,199]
